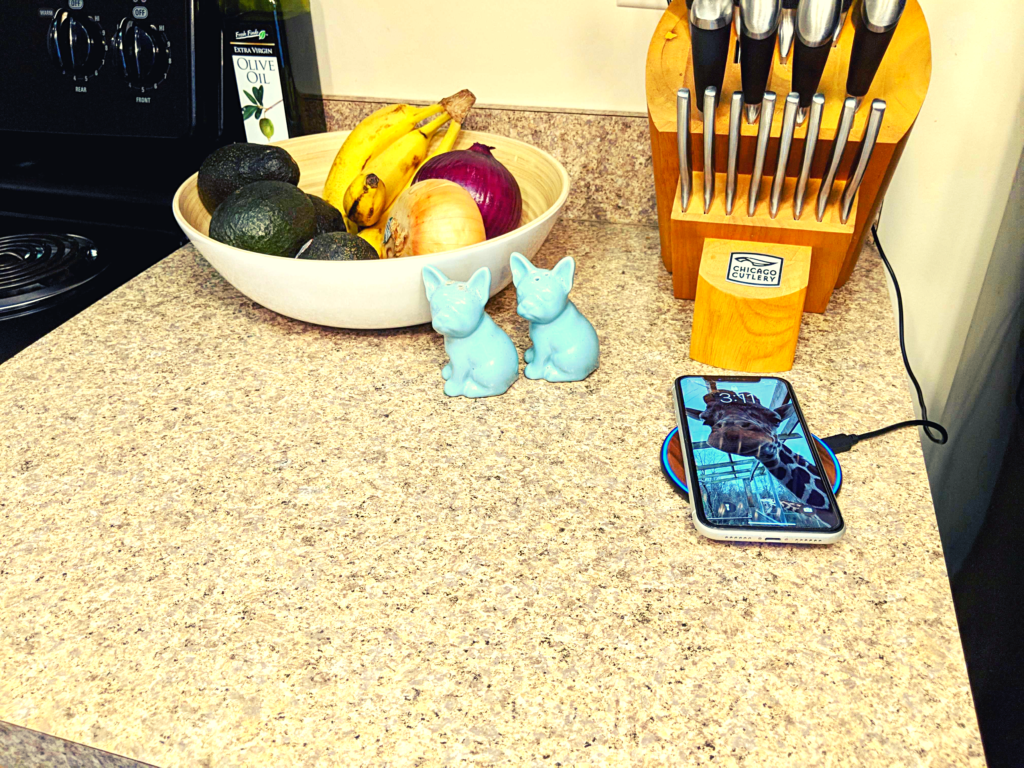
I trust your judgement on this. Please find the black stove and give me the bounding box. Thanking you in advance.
[0,234,106,320]
[0,217,186,363]
[0,0,225,365]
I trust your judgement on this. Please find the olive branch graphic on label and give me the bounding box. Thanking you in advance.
[240,85,280,139]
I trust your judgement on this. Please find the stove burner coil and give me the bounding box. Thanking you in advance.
[0,234,107,319]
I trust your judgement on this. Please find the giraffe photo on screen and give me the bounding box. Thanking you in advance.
[683,378,837,528]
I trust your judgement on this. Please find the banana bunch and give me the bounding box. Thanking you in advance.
[343,111,451,228]
[323,89,477,256]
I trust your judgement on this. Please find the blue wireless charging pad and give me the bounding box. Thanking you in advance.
[660,426,843,499]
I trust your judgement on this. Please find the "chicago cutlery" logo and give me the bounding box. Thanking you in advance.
[726,253,784,287]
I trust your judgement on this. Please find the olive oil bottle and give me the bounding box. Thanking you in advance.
[219,0,326,143]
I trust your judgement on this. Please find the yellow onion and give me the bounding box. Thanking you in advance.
[382,179,485,259]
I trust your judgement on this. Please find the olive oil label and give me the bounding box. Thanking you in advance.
[228,27,290,143]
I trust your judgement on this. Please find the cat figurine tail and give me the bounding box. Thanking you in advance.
[510,253,599,383]
[422,265,520,399]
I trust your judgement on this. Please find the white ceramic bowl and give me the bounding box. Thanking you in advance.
[172,130,570,329]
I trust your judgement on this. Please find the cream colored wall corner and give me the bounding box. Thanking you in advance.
[878,0,1024,572]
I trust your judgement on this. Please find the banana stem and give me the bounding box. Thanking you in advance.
[420,112,451,138]
[428,120,462,161]
[412,102,445,123]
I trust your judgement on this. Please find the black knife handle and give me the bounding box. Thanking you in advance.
[739,32,778,106]
[846,18,897,96]
[793,39,832,108]
[690,24,732,111]
[782,0,798,8]
[841,0,853,11]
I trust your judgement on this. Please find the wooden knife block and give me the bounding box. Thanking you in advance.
[646,0,931,312]
[690,239,811,372]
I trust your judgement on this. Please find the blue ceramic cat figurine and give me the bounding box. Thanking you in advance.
[422,265,520,398]
[510,252,599,382]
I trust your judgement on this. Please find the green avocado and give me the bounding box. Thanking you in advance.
[307,194,346,235]
[296,232,379,261]
[209,180,317,258]
[198,143,300,213]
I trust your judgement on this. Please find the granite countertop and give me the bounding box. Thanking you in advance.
[0,220,983,766]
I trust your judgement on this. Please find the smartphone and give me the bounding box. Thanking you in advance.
[672,375,845,544]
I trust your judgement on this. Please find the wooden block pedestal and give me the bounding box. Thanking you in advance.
[690,239,811,373]
[671,173,856,313]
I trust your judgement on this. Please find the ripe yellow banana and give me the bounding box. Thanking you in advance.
[322,102,444,215]
[357,227,384,257]
[343,173,386,228]
[343,112,451,227]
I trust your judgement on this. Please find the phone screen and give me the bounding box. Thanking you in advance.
[676,376,843,533]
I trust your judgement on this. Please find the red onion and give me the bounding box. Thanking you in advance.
[413,143,523,239]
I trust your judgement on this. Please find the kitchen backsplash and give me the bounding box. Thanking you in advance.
[324,98,657,227]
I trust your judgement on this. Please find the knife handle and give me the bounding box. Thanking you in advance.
[792,38,832,109]
[677,89,693,213]
[747,90,777,216]
[793,93,825,220]
[703,87,718,213]
[832,0,854,45]
[740,33,779,108]
[725,91,744,215]
[846,16,898,97]
[691,24,732,110]
[840,98,886,223]
[816,95,857,221]
[770,93,800,218]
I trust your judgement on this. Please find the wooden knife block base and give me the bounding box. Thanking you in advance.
[672,172,855,313]
[691,238,811,372]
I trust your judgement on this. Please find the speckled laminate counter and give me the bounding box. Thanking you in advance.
[0,220,983,767]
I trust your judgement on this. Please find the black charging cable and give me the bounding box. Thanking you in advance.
[822,225,948,455]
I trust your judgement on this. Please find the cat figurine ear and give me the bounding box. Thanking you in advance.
[510,252,534,287]
[422,265,519,399]
[551,256,576,293]
[422,264,448,301]
[466,266,491,304]
[511,253,599,383]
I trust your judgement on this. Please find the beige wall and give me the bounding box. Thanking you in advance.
[309,0,656,113]
[881,0,1024,571]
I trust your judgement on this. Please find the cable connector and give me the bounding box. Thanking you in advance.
[822,433,861,455]
[823,420,948,455]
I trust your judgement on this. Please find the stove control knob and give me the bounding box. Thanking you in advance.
[113,18,171,91]
[47,9,107,80]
